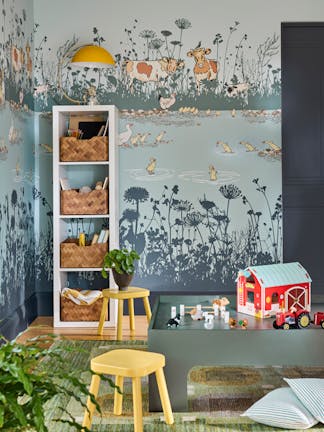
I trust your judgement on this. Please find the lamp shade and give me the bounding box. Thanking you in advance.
[71,45,115,68]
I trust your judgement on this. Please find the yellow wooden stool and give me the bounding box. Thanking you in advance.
[97,286,152,340]
[82,349,174,432]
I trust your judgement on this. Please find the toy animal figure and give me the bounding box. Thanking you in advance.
[189,308,204,320]
[167,313,181,327]
[212,297,230,308]
[229,318,237,328]
[239,319,248,329]
[209,164,217,181]
[146,157,157,175]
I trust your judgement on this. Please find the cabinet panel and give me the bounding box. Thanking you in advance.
[282,24,324,295]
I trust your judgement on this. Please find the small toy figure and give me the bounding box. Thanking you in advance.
[204,314,214,330]
[229,318,237,328]
[239,319,248,329]
[212,297,230,308]
[189,307,204,320]
[167,313,181,328]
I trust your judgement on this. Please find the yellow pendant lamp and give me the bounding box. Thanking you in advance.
[71,45,115,68]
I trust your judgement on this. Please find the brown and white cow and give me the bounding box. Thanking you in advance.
[187,47,218,93]
[125,58,184,90]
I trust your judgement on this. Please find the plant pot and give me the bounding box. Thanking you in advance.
[112,269,133,290]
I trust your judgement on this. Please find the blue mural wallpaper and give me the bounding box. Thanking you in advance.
[31,0,284,292]
[1,0,324,331]
[0,0,36,328]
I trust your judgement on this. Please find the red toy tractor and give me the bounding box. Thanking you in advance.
[273,308,324,329]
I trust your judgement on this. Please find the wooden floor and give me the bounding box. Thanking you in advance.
[16,316,149,344]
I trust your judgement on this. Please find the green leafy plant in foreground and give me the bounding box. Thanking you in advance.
[102,248,140,277]
[0,335,116,431]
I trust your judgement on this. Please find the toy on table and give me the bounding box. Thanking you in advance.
[189,307,204,321]
[229,318,237,328]
[239,319,248,329]
[236,262,311,319]
[273,308,324,330]
[167,313,181,328]
[212,297,230,318]
[204,314,214,330]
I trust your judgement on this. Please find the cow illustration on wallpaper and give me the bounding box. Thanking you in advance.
[125,58,184,92]
[187,45,218,94]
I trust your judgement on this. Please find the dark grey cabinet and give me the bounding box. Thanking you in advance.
[282,23,324,294]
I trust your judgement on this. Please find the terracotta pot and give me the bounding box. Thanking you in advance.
[112,269,133,290]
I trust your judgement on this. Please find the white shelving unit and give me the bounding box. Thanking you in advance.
[52,105,118,327]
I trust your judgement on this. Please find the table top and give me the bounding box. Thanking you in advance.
[102,286,150,299]
[150,294,324,331]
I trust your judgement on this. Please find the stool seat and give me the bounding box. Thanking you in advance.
[83,348,174,432]
[102,286,150,300]
[91,349,165,377]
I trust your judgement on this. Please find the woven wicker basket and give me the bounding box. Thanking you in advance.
[60,136,108,162]
[61,189,108,215]
[60,291,107,321]
[60,239,108,268]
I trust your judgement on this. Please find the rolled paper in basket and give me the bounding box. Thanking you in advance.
[79,232,85,246]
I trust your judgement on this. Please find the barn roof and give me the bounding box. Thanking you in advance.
[246,262,311,288]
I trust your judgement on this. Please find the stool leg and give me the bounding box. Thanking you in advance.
[97,296,109,336]
[155,368,174,425]
[132,377,143,432]
[82,373,101,430]
[143,296,152,323]
[128,298,135,332]
[113,375,124,415]
[117,298,124,341]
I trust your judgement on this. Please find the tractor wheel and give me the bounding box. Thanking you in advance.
[297,312,311,329]
[273,321,279,329]
[321,320,324,329]
[283,323,290,330]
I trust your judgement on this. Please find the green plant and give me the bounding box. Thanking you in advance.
[102,248,140,277]
[0,335,115,432]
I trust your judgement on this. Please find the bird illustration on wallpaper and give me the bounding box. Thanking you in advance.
[209,165,217,181]
[119,123,133,147]
[146,157,157,175]
[240,141,257,152]
[216,140,234,154]
[0,139,8,161]
[159,93,176,110]
[8,120,21,145]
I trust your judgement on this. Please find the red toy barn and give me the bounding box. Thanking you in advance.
[237,262,311,318]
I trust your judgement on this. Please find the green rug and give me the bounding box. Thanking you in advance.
[44,339,324,431]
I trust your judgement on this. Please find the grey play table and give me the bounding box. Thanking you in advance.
[148,294,324,412]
